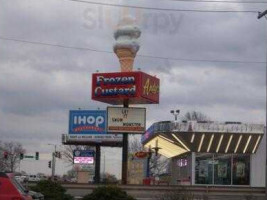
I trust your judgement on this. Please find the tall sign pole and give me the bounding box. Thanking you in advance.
[121,100,129,184]
[113,18,141,184]
[95,144,101,184]
[257,10,267,198]
[91,17,159,185]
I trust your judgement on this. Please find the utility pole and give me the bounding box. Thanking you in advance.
[257,10,267,198]
[48,144,57,180]
[52,145,56,180]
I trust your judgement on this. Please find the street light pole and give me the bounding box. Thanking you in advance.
[48,144,57,180]
[257,10,267,198]
[52,145,56,180]
[170,109,180,121]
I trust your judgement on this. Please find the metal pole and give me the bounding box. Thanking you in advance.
[146,149,152,177]
[52,145,56,180]
[103,152,106,175]
[95,144,101,184]
[257,11,267,197]
[121,99,129,185]
[265,19,267,200]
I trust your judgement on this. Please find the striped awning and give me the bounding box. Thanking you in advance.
[142,121,264,158]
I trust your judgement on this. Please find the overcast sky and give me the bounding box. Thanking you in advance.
[0,0,266,177]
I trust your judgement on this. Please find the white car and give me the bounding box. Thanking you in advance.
[14,175,28,183]
[28,175,40,182]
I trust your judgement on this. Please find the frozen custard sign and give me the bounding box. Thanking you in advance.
[92,72,159,105]
[94,73,136,96]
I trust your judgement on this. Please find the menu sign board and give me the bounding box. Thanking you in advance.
[73,150,95,164]
[107,107,146,134]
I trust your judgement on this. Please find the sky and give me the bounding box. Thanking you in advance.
[0,0,266,178]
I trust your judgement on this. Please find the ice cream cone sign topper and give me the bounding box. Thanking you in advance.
[113,17,141,72]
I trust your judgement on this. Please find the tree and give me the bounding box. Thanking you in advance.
[182,111,209,121]
[62,145,95,166]
[0,141,25,172]
[101,172,118,184]
[129,135,169,177]
[82,186,136,200]
[30,180,74,200]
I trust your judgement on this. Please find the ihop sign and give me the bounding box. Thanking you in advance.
[69,110,106,134]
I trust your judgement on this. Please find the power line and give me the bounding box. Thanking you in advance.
[65,0,259,13]
[0,35,265,64]
[0,36,113,54]
[166,0,267,4]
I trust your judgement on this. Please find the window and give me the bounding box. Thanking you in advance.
[195,153,250,185]
[233,155,250,185]
[214,154,231,185]
[195,153,213,184]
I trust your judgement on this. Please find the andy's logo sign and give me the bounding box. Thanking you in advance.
[69,110,106,134]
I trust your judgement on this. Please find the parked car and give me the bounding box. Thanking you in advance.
[15,175,28,183]
[0,172,32,200]
[28,175,41,182]
[28,191,44,200]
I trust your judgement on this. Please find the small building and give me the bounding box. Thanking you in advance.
[142,121,265,187]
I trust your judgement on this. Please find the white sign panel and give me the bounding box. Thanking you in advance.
[74,157,94,164]
[171,121,265,134]
[66,134,123,142]
[107,107,146,133]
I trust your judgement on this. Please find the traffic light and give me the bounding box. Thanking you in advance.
[20,153,24,160]
[55,151,61,159]
[4,152,8,159]
[35,152,39,160]
[48,161,52,168]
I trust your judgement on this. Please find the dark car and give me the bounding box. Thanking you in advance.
[28,191,44,200]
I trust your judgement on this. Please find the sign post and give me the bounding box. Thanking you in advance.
[68,110,106,184]
[121,100,129,185]
[90,18,160,185]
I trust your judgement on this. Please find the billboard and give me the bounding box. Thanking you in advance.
[73,150,95,164]
[65,134,123,143]
[107,107,146,134]
[92,71,159,105]
[69,110,106,135]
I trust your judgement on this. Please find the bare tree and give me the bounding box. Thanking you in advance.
[0,141,25,172]
[182,111,209,121]
[129,135,169,176]
[129,135,144,153]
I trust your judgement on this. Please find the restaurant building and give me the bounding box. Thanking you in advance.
[141,121,265,187]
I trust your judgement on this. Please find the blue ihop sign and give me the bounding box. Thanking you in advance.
[69,110,106,134]
[73,150,95,157]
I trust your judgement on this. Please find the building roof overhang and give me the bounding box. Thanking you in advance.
[142,121,265,158]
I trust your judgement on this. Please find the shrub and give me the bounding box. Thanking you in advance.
[82,185,136,200]
[159,186,195,200]
[30,180,73,200]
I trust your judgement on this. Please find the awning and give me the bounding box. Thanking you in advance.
[142,121,264,158]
